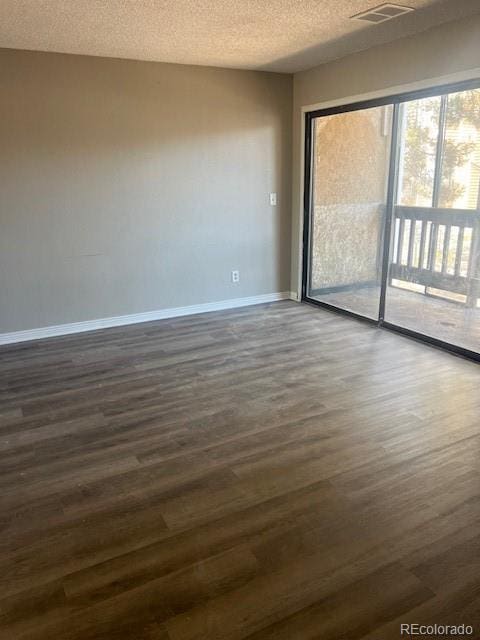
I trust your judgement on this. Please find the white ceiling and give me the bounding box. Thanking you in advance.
[0,0,479,74]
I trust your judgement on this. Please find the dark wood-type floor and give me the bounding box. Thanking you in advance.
[1,301,479,639]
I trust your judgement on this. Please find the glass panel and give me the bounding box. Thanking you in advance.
[385,89,480,354]
[438,88,480,209]
[307,105,392,320]
[397,96,440,207]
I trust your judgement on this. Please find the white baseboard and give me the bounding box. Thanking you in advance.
[0,291,295,346]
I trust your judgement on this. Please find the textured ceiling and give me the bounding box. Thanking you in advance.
[0,0,479,73]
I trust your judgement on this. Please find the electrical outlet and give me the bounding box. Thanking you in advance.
[231,270,240,283]
[270,192,277,206]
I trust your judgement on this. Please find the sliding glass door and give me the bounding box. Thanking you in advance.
[303,80,480,359]
[305,105,392,319]
[385,89,480,353]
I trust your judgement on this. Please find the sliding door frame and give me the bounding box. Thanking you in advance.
[302,77,480,363]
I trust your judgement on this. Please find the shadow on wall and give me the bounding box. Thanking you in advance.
[258,0,480,74]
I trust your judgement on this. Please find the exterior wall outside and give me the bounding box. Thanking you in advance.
[310,107,391,290]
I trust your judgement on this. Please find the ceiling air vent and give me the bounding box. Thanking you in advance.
[351,3,414,24]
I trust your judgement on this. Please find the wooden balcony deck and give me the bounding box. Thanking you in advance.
[312,285,480,354]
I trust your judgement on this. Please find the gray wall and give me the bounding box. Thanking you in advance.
[0,49,292,332]
[291,13,480,295]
